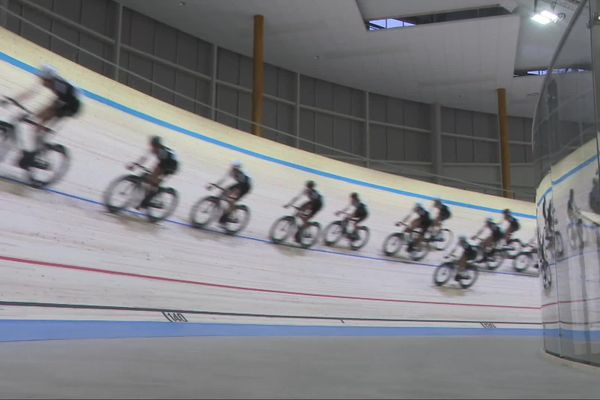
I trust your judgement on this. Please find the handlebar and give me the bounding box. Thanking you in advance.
[2,96,32,114]
[131,162,151,173]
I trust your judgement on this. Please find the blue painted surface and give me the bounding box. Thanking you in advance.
[0,320,544,342]
[0,51,536,219]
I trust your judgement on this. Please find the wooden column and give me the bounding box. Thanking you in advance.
[497,88,512,198]
[252,14,264,137]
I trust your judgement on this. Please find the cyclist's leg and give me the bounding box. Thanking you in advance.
[138,167,164,208]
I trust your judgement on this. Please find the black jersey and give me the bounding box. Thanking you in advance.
[439,204,451,219]
[506,215,520,231]
[232,169,250,185]
[50,76,79,102]
[354,201,368,217]
[157,146,177,163]
[416,208,431,222]
[307,188,322,203]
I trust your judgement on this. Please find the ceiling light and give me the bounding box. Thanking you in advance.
[540,10,560,23]
[531,13,551,24]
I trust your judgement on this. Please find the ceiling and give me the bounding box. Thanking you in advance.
[118,0,583,118]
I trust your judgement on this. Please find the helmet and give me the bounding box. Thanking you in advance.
[350,192,358,200]
[414,203,423,211]
[458,235,467,243]
[503,208,511,216]
[38,64,58,80]
[232,161,242,169]
[306,180,315,189]
[150,136,162,147]
[433,199,442,206]
[485,217,494,224]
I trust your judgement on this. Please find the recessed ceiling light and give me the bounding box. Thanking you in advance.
[531,13,551,25]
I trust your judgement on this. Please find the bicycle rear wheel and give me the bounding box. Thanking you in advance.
[223,204,251,235]
[28,143,70,188]
[299,222,321,249]
[350,226,370,250]
[146,187,179,222]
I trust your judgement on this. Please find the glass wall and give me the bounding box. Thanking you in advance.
[533,0,600,366]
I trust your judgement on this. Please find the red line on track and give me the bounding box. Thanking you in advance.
[0,255,539,311]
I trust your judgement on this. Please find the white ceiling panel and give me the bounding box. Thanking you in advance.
[118,0,581,117]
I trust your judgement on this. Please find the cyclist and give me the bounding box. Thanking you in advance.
[455,235,478,280]
[210,161,252,224]
[399,203,432,251]
[502,209,520,242]
[335,192,368,240]
[432,199,452,230]
[285,180,323,242]
[9,65,82,169]
[567,189,580,222]
[128,136,178,210]
[472,217,504,255]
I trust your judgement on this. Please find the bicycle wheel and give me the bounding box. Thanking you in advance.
[409,239,430,261]
[486,249,506,270]
[103,175,142,214]
[433,228,453,251]
[349,226,370,251]
[0,122,15,163]
[383,232,404,256]
[513,251,533,272]
[555,232,565,257]
[506,238,522,258]
[269,216,295,244]
[567,224,578,249]
[433,262,454,286]
[299,222,321,249]
[223,204,251,235]
[190,196,220,228]
[541,261,552,290]
[146,187,179,222]
[28,143,70,188]
[459,265,479,289]
[323,221,344,246]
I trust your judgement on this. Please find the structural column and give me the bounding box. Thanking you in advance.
[0,0,8,28]
[431,103,443,184]
[113,1,123,81]
[496,88,512,198]
[252,14,264,137]
[365,91,371,167]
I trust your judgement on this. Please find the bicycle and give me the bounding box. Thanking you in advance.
[543,221,564,261]
[189,183,250,235]
[0,96,70,188]
[426,223,454,251]
[382,221,429,261]
[103,163,179,222]
[469,236,508,270]
[322,211,370,250]
[566,216,587,250]
[433,243,479,289]
[269,205,321,249]
[512,238,539,273]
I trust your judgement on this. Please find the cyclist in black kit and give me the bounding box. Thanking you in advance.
[432,199,451,229]
[456,235,477,280]
[472,217,503,253]
[336,192,368,240]
[211,161,252,224]
[285,180,323,242]
[8,65,81,169]
[502,209,520,242]
[129,136,178,209]
[400,203,432,250]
